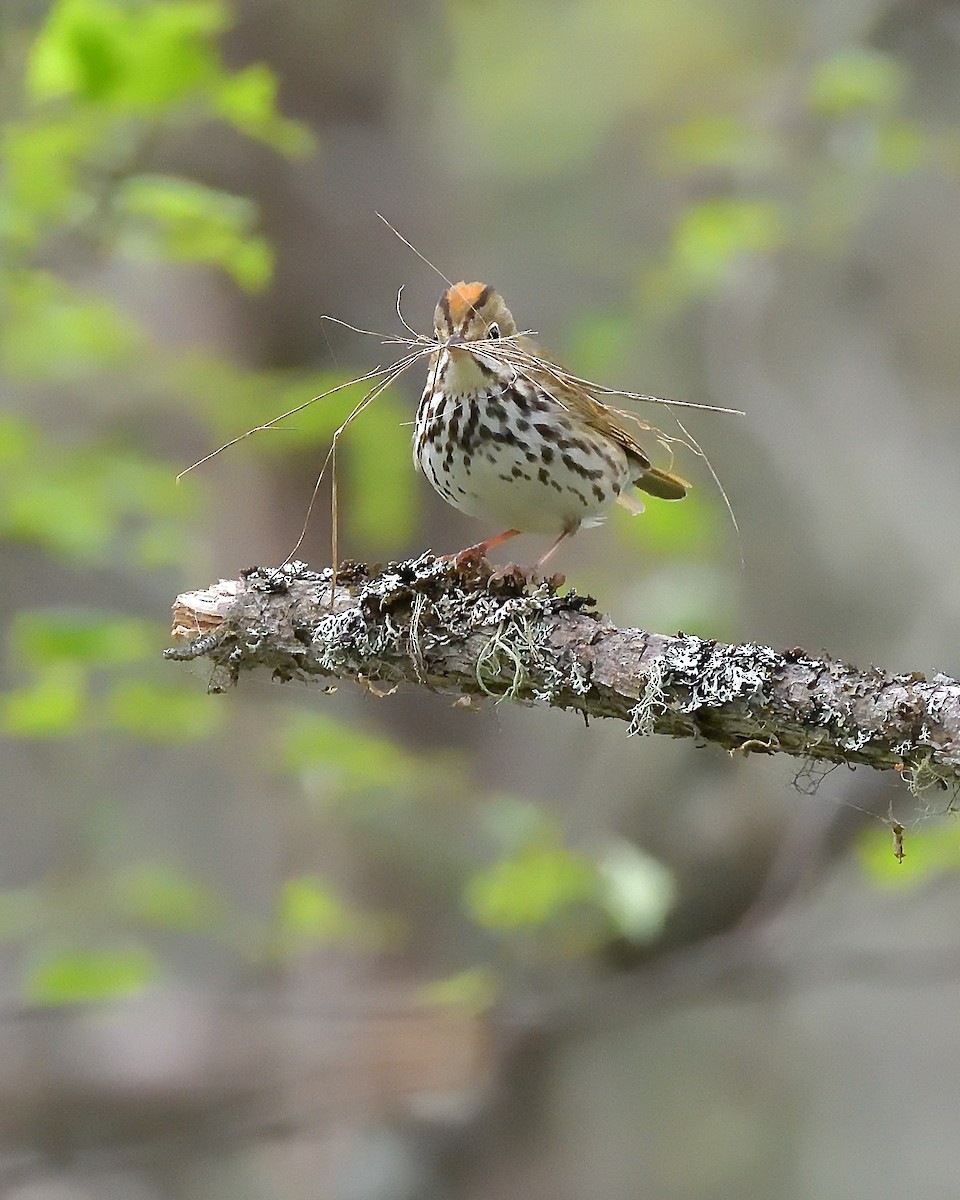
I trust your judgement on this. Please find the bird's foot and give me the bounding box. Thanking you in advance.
[438,529,522,568]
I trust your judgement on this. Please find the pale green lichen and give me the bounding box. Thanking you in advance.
[627,657,667,737]
[896,750,954,801]
[475,615,539,698]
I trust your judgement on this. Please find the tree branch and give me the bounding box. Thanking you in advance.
[164,557,960,789]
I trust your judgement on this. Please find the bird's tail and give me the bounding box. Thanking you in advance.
[635,466,688,501]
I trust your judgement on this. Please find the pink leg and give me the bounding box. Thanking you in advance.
[535,526,577,570]
[443,529,521,565]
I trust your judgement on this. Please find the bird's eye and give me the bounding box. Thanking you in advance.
[487,323,501,340]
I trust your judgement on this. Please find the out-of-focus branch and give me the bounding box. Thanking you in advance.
[164,557,960,788]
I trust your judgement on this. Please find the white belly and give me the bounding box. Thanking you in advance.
[415,389,631,534]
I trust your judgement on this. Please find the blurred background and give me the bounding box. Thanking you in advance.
[2,0,960,1196]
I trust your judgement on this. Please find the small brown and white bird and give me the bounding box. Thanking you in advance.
[414,281,687,564]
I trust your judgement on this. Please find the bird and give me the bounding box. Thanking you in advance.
[414,281,687,566]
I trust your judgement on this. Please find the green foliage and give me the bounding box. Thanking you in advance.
[27,0,311,155]
[28,0,229,108]
[25,944,159,1005]
[114,863,224,931]
[444,0,753,177]
[170,358,419,549]
[115,175,273,291]
[10,611,156,667]
[564,311,635,381]
[465,803,676,951]
[465,838,599,930]
[3,608,220,740]
[277,876,353,942]
[0,855,387,1001]
[643,39,942,319]
[213,62,313,154]
[873,120,927,174]
[661,114,774,171]
[597,839,675,943]
[0,117,101,246]
[2,664,87,738]
[0,416,194,563]
[279,712,424,793]
[107,679,224,740]
[0,0,426,1004]
[420,966,500,1014]
[342,394,416,550]
[664,198,786,298]
[2,273,142,379]
[614,477,724,556]
[807,50,905,117]
[273,875,398,955]
[0,0,314,782]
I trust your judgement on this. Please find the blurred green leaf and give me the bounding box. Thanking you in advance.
[214,64,315,155]
[26,0,312,157]
[647,197,785,311]
[859,820,959,885]
[279,712,421,791]
[808,50,905,117]
[1,271,141,379]
[420,966,500,1014]
[597,839,675,943]
[674,199,784,284]
[0,118,98,247]
[2,664,86,737]
[0,415,39,468]
[565,312,633,380]
[465,840,598,929]
[478,796,557,850]
[0,444,194,560]
[274,876,398,954]
[10,610,156,668]
[25,944,158,1005]
[661,114,774,171]
[874,120,927,173]
[278,876,351,941]
[28,0,226,110]
[249,373,377,448]
[134,519,190,568]
[2,470,115,557]
[173,358,373,451]
[344,393,416,550]
[106,679,223,740]
[614,480,724,556]
[115,863,222,931]
[116,175,272,290]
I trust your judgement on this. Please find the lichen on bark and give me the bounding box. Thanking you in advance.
[165,556,960,792]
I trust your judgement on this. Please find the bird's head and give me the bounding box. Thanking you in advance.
[433,282,518,348]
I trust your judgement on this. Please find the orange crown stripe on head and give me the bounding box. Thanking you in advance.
[445,281,489,323]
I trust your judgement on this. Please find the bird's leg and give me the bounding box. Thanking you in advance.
[486,526,576,587]
[442,528,521,566]
[534,525,578,571]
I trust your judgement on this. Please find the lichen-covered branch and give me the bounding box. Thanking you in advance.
[164,556,960,786]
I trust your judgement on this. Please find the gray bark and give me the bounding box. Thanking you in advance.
[164,556,960,790]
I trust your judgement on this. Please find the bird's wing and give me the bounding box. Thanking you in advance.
[522,345,688,499]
